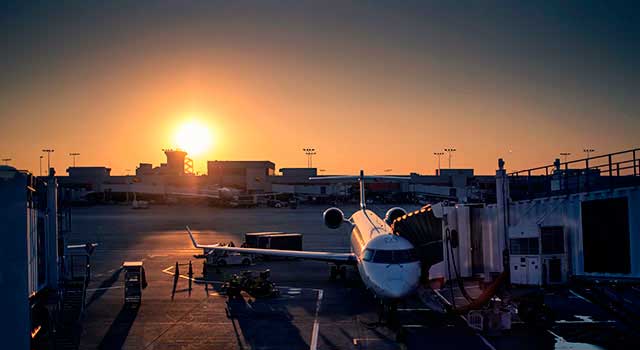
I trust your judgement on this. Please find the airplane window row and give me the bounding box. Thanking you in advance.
[362,248,418,264]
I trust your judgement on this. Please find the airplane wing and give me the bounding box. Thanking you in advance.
[309,175,410,181]
[186,226,356,264]
[167,191,220,199]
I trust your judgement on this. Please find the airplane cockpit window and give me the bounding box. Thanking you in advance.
[372,250,393,263]
[362,249,374,261]
[393,249,418,263]
[368,249,418,264]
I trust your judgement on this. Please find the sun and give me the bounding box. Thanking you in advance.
[174,120,213,156]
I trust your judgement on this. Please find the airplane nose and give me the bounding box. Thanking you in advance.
[382,278,413,299]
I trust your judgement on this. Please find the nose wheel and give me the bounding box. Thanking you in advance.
[377,300,398,326]
[330,265,347,280]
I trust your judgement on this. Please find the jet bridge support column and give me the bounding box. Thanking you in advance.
[495,159,510,282]
[46,168,59,289]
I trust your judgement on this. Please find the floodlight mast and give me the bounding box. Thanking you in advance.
[583,148,595,159]
[69,152,80,167]
[42,149,55,172]
[303,148,317,168]
[433,152,444,174]
[444,148,456,168]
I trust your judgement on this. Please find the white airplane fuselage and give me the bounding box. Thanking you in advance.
[348,209,421,299]
[187,170,421,302]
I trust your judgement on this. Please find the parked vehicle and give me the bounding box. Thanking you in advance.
[206,250,252,267]
[244,232,284,248]
[267,199,286,208]
[222,270,279,298]
[256,233,303,251]
[230,194,257,207]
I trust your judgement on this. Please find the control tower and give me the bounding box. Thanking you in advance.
[163,149,187,176]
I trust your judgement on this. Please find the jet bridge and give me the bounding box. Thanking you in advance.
[391,205,444,276]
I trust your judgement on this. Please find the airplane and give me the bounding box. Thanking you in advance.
[186,170,421,305]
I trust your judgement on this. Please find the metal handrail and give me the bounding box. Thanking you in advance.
[510,148,640,176]
[508,148,640,200]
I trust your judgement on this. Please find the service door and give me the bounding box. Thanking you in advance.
[510,256,527,284]
[526,256,541,285]
[470,207,485,275]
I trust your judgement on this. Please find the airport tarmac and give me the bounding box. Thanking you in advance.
[69,204,638,349]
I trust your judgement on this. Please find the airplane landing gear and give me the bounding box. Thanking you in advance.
[377,300,399,327]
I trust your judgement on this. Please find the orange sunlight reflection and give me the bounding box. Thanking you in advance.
[174,119,213,157]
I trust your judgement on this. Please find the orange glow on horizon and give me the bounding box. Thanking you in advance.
[174,119,213,157]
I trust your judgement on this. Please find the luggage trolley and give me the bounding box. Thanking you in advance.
[122,261,146,306]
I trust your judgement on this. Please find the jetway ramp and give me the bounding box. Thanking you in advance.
[391,206,444,272]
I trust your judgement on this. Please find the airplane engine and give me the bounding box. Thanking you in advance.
[384,207,407,225]
[323,207,345,229]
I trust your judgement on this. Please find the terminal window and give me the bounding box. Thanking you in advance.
[510,237,539,255]
[581,197,631,274]
[541,226,564,254]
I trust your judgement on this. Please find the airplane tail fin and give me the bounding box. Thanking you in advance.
[359,170,366,209]
[309,170,410,211]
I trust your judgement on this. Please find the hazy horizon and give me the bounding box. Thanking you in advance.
[2,1,639,175]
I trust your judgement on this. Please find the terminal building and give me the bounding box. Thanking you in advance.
[269,168,495,204]
[207,160,275,193]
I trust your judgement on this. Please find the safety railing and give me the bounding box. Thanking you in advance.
[509,148,640,200]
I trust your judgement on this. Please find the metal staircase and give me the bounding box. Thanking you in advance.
[53,255,90,350]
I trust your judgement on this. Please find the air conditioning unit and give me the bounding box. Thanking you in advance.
[510,255,541,285]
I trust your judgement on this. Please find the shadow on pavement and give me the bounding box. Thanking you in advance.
[86,268,123,307]
[98,305,140,350]
[227,296,309,349]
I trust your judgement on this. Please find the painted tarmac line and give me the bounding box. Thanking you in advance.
[432,289,497,350]
[569,289,593,304]
[162,265,325,290]
[310,289,324,350]
[477,334,497,350]
[161,263,325,350]
[432,289,452,306]
[161,265,223,284]
[556,320,616,324]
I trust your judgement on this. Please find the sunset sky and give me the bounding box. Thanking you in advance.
[1,1,639,175]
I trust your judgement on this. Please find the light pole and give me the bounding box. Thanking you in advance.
[42,149,54,172]
[560,152,571,163]
[303,148,317,168]
[69,152,80,167]
[583,148,595,159]
[433,152,444,174]
[1,158,11,165]
[39,155,44,176]
[444,148,456,169]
